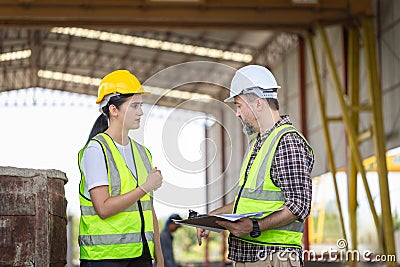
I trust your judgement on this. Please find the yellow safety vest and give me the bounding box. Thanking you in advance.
[233,124,313,248]
[78,133,155,260]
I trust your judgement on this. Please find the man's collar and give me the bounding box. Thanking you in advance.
[258,115,292,140]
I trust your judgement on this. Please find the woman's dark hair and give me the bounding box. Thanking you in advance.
[87,93,135,142]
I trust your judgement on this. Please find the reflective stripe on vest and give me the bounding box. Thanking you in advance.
[234,124,312,247]
[254,126,296,190]
[240,188,285,202]
[80,200,153,216]
[134,141,152,173]
[273,221,304,232]
[94,135,121,196]
[79,231,154,246]
[78,133,155,260]
[239,126,295,204]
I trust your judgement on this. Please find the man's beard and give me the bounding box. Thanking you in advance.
[243,124,256,135]
[240,117,256,136]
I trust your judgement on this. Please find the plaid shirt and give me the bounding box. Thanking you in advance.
[228,115,314,262]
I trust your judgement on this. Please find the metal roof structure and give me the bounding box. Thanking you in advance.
[0,0,374,111]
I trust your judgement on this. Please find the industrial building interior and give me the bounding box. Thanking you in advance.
[0,0,399,266]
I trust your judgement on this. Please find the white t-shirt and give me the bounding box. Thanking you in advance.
[81,140,137,199]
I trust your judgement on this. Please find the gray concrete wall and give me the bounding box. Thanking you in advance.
[378,0,400,153]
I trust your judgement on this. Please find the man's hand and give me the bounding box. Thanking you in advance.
[216,218,253,237]
[196,228,210,245]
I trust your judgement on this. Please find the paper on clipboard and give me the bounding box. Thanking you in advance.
[173,209,282,233]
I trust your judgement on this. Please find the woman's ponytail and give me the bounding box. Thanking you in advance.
[87,113,108,142]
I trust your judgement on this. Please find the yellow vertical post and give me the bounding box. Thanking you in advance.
[347,25,360,267]
[362,16,396,258]
[307,35,347,243]
[317,24,384,252]
[309,188,315,243]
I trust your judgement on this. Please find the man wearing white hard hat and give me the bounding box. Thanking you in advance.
[197,65,314,267]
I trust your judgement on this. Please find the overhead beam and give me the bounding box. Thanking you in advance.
[0,0,373,30]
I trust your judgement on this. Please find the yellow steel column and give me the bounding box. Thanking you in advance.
[307,35,347,243]
[362,16,396,258]
[347,25,360,267]
[317,25,384,252]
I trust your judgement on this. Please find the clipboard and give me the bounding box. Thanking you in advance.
[173,209,282,233]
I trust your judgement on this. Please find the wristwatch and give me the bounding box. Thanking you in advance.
[250,218,261,238]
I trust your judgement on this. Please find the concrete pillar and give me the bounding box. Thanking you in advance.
[0,166,68,266]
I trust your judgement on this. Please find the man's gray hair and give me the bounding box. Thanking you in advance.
[241,93,280,111]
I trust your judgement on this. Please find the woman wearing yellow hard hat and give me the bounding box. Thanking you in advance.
[78,70,164,267]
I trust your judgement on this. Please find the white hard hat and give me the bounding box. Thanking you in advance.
[224,65,281,102]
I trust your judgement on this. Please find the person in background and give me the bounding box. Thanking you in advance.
[160,214,182,267]
[197,65,314,267]
[78,69,164,267]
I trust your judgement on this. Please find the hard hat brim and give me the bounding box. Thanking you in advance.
[224,86,281,103]
[224,95,236,103]
[95,88,150,104]
[136,86,151,95]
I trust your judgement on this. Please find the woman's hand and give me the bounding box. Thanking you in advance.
[141,167,163,193]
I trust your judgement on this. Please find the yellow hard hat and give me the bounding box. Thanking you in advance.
[96,70,150,104]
